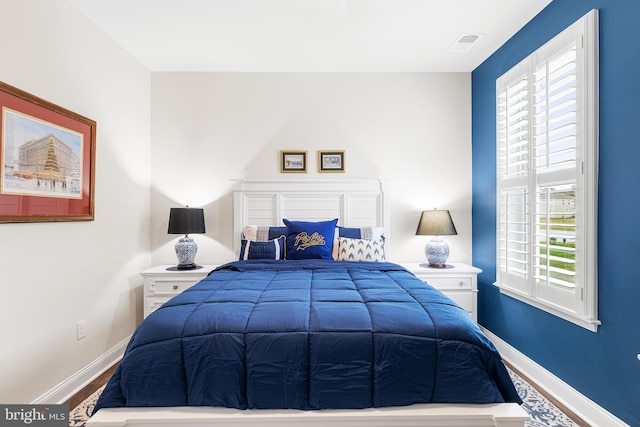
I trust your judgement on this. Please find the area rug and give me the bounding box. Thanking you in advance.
[507,368,580,427]
[69,368,580,427]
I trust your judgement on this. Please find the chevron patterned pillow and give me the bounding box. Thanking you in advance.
[337,236,386,262]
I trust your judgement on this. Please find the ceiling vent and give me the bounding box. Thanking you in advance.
[449,34,481,52]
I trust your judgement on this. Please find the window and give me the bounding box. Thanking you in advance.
[495,10,599,331]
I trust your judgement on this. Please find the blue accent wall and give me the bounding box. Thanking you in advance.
[472,0,640,425]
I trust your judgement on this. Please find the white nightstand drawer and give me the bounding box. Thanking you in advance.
[396,262,481,322]
[147,297,173,314]
[442,291,474,313]
[141,265,217,318]
[423,276,472,290]
[148,280,196,296]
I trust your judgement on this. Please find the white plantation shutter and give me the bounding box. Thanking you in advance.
[497,67,530,294]
[497,189,529,290]
[495,10,599,331]
[498,74,529,178]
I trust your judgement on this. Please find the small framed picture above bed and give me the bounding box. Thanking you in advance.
[318,150,345,173]
[280,150,307,173]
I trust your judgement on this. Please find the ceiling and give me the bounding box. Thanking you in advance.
[68,0,552,72]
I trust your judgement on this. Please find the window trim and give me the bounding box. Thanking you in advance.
[494,9,600,332]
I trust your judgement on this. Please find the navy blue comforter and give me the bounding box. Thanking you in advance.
[94,260,521,412]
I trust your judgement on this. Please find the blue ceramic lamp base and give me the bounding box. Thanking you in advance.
[175,235,198,270]
[425,237,449,268]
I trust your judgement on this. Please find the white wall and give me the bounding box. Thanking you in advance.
[0,0,151,403]
[150,73,472,265]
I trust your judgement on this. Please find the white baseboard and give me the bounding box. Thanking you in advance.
[32,335,131,405]
[482,327,629,427]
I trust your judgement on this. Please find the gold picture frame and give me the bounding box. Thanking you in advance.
[318,150,345,173]
[280,150,307,173]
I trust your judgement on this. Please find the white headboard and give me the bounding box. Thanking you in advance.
[232,179,391,258]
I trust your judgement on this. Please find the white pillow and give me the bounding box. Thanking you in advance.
[242,225,286,241]
[337,236,386,262]
[332,226,385,260]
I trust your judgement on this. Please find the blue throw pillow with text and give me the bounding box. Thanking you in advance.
[283,218,338,260]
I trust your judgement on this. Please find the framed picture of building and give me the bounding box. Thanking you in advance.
[0,81,96,223]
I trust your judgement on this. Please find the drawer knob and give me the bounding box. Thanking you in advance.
[173,285,179,290]
[459,281,465,287]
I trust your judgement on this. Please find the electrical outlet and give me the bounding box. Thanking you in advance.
[77,320,86,340]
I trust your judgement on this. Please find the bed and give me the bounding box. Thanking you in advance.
[87,179,530,427]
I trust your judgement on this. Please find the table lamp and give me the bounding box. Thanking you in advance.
[415,209,457,267]
[167,206,205,270]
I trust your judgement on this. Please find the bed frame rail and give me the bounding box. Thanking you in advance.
[88,403,529,427]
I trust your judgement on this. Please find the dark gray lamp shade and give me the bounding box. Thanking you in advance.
[168,207,206,235]
[415,210,457,236]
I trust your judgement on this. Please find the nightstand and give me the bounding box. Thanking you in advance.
[141,265,217,318]
[397,262,482,322]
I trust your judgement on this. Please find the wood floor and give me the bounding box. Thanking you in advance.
[64,362,119,411]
